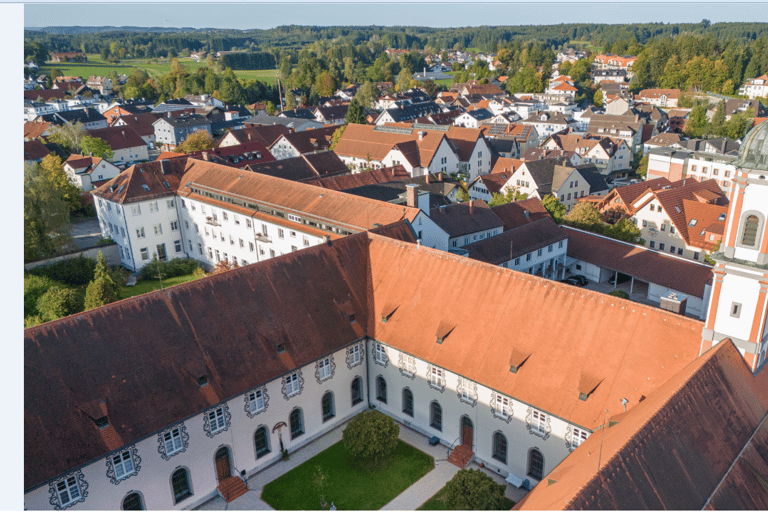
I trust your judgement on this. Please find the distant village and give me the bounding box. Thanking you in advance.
[24,39,768,511]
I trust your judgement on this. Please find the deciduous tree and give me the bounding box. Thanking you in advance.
[24,162,73,262]
[488,187,528,207]
[562,201,604,232]
[342,411,399,464]
[80,136,113,160]
[329,124,346,151]
[444,469,508,510]
[173,130,216,154]
[354,81,379,109]
[542,194,567,223]
[604,218,643,244]
[48,121,87,153]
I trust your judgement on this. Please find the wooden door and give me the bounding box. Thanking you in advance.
[461,417,473,447]
[215,447,231,481]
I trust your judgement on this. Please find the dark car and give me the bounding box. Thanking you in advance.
[560,277,581,286]
[570,275,589,286]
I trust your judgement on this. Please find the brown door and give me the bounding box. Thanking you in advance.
[461,417,473,447]
[215,447,231,481]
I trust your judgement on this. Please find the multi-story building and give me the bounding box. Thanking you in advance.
[153,114,212,149]
[738,74,768,99]
[646,140,739,193]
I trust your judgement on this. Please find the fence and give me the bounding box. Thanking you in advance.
[24,244,120,271]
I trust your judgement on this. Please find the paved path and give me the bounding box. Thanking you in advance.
[196,421,528,510]
[70,218,103,250]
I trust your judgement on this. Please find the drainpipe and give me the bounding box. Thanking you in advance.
[364,328,371,408]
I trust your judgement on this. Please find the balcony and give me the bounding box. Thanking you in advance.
[206,216,220,227]
[255,234,271,243]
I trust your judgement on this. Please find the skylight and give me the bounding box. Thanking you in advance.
[141,184,150,191]
[718,213,726,221]
[675,206,681,213]
[700,228,706,236]
[689,219,697,226]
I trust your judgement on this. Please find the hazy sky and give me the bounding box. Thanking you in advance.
[24,2,768,30]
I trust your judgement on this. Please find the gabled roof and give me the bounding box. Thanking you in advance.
[224,125,291,147]
[606,177,672,210]
[648,179,727,245]
[514,340,768,510]
[87,126,146,151]
[271,126,338,154]
[478,173,512,195]
[24,89,66,102]
[681,199,728,252]
[245,152,348,182]
[24,140,51,161]
[377,102,442,123]
[645,132,683,147]
[518,157,573,193]
[465,217,567,264]
[333,123,450,167]
[573,164,609,194]
[110,112,159,137]
[64,155,104,174]
[278,108,316,120]
[315,104,349,121]
[305,165,411,190]
[23,121,51,140]
[153,113,211,128]
[92,158,189,204]
[637,88,680,100]
[188,141,275,169]
[491,197,551,230]
[428,199,504,237]
[51,108,106,125]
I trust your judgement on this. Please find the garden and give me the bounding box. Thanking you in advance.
[261,411,434,510]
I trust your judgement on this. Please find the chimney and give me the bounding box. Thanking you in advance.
[425,173,430,183]
[202,152,210,161]
[438,172,443,181]
[167,112,171,119]
[510,241,514,257]
[406,183,418,208]
[418,131,426,141]
[324,235,331,246]
[469,201,475,215]
[160,159,168,175]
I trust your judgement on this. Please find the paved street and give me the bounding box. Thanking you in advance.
[70,217,102,250]
[196,420,528,510]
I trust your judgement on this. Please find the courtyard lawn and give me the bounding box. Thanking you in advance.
[418,484,516,510]
[261,440,434,510]
[119,273,199,299]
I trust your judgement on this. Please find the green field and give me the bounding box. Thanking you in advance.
[40,55,278,84]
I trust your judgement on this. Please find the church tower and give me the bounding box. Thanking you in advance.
[702,122,768,372]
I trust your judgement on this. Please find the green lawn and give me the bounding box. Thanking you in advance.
[40,55,277,83]
[119,273,199,299]
[261,440,434,510]
[418,484,516,510]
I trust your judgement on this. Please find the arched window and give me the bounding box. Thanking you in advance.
[171,468,192,504]
[742,215,760,247]
[402,388,414,417]
[493,432,507,464]
[254,426,270,459]
[351,377,363,405]
[528,449,544,480]
[322,392,335,422]
[289,408,304,439]
[122,492,144,510]
[376,376,387,403]
[430,401,442,431]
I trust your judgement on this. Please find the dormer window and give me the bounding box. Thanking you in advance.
[94,416,109,429]
[197,375,208,387]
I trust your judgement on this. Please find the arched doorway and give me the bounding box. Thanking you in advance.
[214,446,232,482]
[461,415,473,448]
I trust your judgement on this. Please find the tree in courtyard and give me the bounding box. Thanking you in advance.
[444,469,508,510]
[173,130,216,154]
[488,187,528,207]
[329,125,347,151]
[80,135,113,159]
[541,194,566,223]
[636,154,649,179]
[345,98,366,125]
[36,285,80,323]
[562,201,605,233]
[24,162,74,262]
[84,251,120,310]
[342,410,399,465]
[604,218,643,244]
[48,121,88,153]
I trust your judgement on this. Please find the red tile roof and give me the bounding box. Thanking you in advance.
[514,340,768,510]
[491,197,551,230]
[24,89,66,102]
[270,126,338,154]
[87,126,146,151]
[306,165,411,190]
[428,199,504,237]
[24,121,51,140]
[465,217,567,264]
[92,158,189,204]
[228,125,291,147]
[23,140,51,161]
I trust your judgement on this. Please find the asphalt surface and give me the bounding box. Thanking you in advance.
[71,217,103,250]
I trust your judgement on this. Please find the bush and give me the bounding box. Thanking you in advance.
[609,290,630,299]
[28,256,96,286]
[37,285,81,323]
[24,273,58,318]
[343,410,400,464]
[444,469,508,510]
[94,237,115,247]
[139,258,201,281]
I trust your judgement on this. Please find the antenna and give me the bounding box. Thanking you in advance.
[597,408,608,471]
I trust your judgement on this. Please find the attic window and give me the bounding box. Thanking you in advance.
[700,228,706,236]
[381,303,399,323]
[578,372,604,401]
[718,213,726,221]
[688,219,698,227]
[94,416,109,429]
[276,343,286,354]
[509,348,531,373]
[436,321,455,344]
[674,206,681,213]
[141,184,150,191]
[336,300,356,323]
[163,181,171,189]
[197,375,208,387]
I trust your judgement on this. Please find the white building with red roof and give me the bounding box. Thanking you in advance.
[63,155,121,191]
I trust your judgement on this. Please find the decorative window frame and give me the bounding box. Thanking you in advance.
[282,370,304,400]
[736,210,765,250]
[426,364,446,392]
[398,352,417,379]
[492,430,508,464]
[157,423,190,461]
[490,391,513,423]
[203,404,231,438]
[525,407,552,441]
[315,355,336,384]
[244,386,269,418]
[565,425,589,452]
[48,470,88,510]
[346,342,364,369]
[105,446,141,484]
[373,342,389,368]
[456,376,478,406]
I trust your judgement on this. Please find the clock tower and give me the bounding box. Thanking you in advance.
[701,122,768,372]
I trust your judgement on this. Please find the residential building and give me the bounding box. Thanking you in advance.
[23,139,50,164]
[738,74,768,99]
[186,141,275,169]
[86,76,113,95]
[152,114,212,150]
[219,125,290,148]
[724,98,766,119]
[430,199,504,249]
[39,108,108,130]
[268,126,338,160]
[592,54,637,74]
[314,105,349,125]
[647,142,739,193]
[110,113,159,146]
[540,132,632,175]
[519,111,575,138]
[87,126,149,164]
[246,151,349,181]
[505,158,609,210]
[454,109,494,129]
[63,155,121,191]
[634,88,680,108]
[374,102,443,125]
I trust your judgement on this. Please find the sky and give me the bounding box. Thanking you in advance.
[24,2,768,30]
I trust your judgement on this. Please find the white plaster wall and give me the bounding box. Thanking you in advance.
[647,284,705,319]
[120,198,182,270]
[567,260,601,282]
[713,271,762,343]
[413,212,449,251]
[24,343,369,511]
[268,137,301,160]
[428,138,461,177]
[733,183,768,261]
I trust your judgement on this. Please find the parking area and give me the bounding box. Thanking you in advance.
[563,272,658,308]
[70,218,103,250]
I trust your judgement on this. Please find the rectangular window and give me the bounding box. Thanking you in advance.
[375,343,387,364]
[290,231,297,238]
[154,224,163,235]
[572,427,588,448]
[669,245,675,253]
[136,227,145,238]
[526,253,532,261]
[429,367,444,387]
[112,450,135,480]
[262,224,268,236]
[278,228,284,239]
[318,358,332,380]
[537,249,543,257]
[349,344,362,366]
[163,427,183,455]
[403,354,416,376]
[249,389,265,413]
[515,257,520,266]
[659,243,665,251]
[222,212,228,221]
[558,240,563,249]
[532,410,548,435]
[149,201,158,213]
[495,395,511,419]
[167,199,174,209]
[677,247,683,255]
[460,379,473,401]
[650,204,655,212]
[303,237,310,247]
[548,244,553,253]
[171,221,179,231]
[55,476,82,507]
[140,248,149,260]
[288,214,301,223]
[131,205,141,216]
[731,302,742,318]
[285,372,300,396]
[650,241,655,249]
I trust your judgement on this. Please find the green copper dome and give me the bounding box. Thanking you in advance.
[735,121,768,171]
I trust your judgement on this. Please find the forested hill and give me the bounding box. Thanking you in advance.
[25,22,768,54]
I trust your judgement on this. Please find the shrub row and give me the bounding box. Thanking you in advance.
[27,256,96,286]
[139,258,201,281]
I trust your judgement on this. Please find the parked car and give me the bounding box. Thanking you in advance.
[560,277,581,286]
[570,275,589,286]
